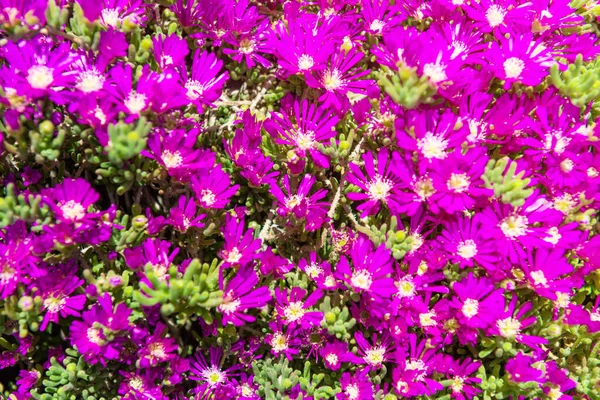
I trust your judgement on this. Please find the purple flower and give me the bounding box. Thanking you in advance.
[42,178,101,224]
[191,164,239,209]
[485,34,553,88]
[218,267,271,326]
[167,195,206,233]
[450,273,505,329]
[137,323,178,368]
[184,50,229,110]
[142,128,216,182]
[274,286,323,329]
[336,368,373,400]
[265,96,339,169]
[347,149,407,217]
[152,33,189,72]
[38,272,87,331]
[320,341,359,371]
[305,48,376,111]
[218,214,261,269]
[334,235,395,301]
[124,238,180,281]
[76,0,147,29]
[438,215,499,271]
[70,293,132,365]
[354,331,394,369]
[271,174,329,231]
[0,38,76,102]
[505,352,545,383]
[190,346,240,394]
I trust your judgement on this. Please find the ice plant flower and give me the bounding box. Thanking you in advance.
[218,214,261,269]
[265,97,339,168]
[218,267,271,326]
[191,164,240,209]
[69,293,132,365]
[274,287,324,329]
[271,174,329,231]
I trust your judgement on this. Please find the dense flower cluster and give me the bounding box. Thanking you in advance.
[1,0,600,399]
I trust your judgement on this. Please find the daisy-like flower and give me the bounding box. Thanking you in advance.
[438,355,482,400]
[265,96,339,169]
[42,178,101,224]
[184,49,229,110]
[0,0,47,27]
[152,33,189,72]
[520,248,578,301]
[271,174,329,231]
[488,296,548,353]
[191,164,240,209]
[485,34,553,89]
[334,235,396,301]
[218,266,271,326]
[505,352,545,384]
[0,225,37,300]
[361,0,405,36]
[274,287,323,329]
[336,368,374,400]
[0,38,76,102]
[223,20,273,69]
[218,214,261,269]
[105,64,155,116]
[167,195,206,233]
[354,331,394,369]
[270,16,335,77]
[450,273,505,329]
[305,48,376,111]
[143,128,216,182]
[69,293,132,365]
[346,149,407,217]
[437,215,499,271]
[124,238,180,281]
[463,0,533,34]
[265,321,301,360]
[137,323,178,368]
[189,347,240,395]
[118,370,166,400]
[428,147,491,214]
[38,273,87,331]
[76,0,147,29]
[320,341,360,371]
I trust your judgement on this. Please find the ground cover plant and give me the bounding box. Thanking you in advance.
[1,0,600,399]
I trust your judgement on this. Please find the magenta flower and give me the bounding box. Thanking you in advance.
[265,321,301,360]
[334,235,395,300]
[142,128,216,182]
[69,293,132,365]
[152,33,189,72]
[488,296,548,352]
[38,273,87,331]
[0,38,76,102]
[270,17,335,77]
[305,48,376,111]
[505,352,545,384]
[463,0,532,34]
[167,195,206,233]
[521,248,578,301]
[137,323,178,368]
[42,178,101,224]
[346,149,407,217]
[438,215,499,271]
[485,34,553,89]
[336,369,373,400]
[0,0,47,27]
[76,0,147,28]
[124,238,180,281]
[218,267,271,326]
[271,174,329,231]
[191,164,239,209]
[320,341,360,371]
[218,214,261,269]
[274,287,323,329]
[184,50,229,110]
[354,331,394,369]
[450,273,505,329]
[265,97,339,169]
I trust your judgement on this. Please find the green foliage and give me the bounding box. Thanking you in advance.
[482,157,534,206]
[134,258,223,325]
